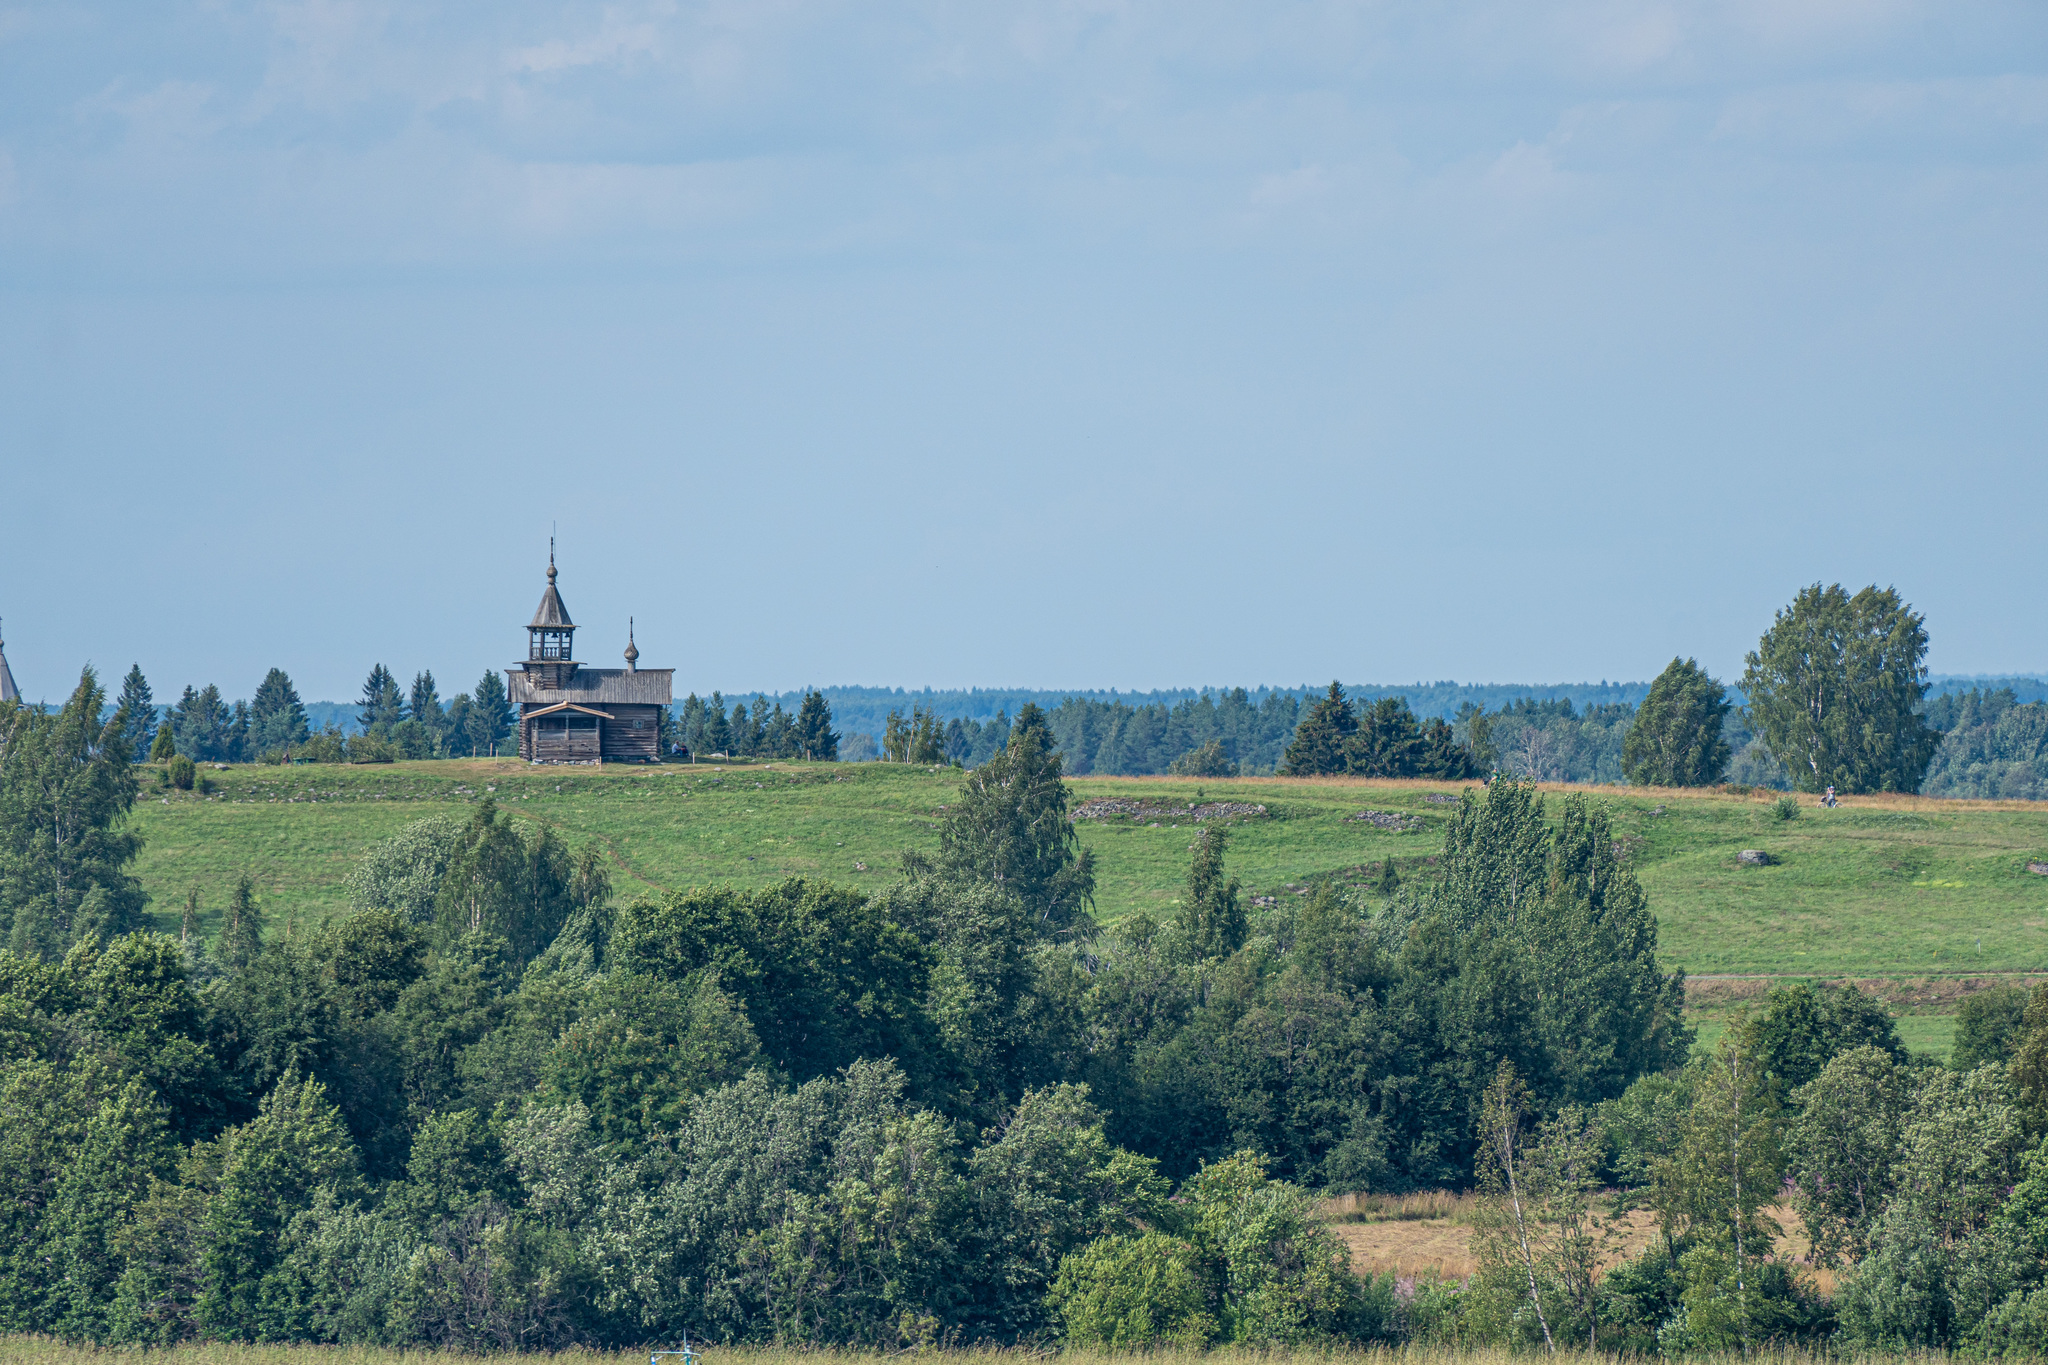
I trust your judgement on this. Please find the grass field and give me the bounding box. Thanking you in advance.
[125,758,2048,1054]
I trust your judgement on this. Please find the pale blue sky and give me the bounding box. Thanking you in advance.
[2,1,2044,703]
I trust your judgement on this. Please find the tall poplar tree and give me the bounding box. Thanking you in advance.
[1741,584,1939,794]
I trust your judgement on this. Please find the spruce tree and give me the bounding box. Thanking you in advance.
[215,875,264,971]
[1622,657,1733,788]
[1281,681,1356,776]
[1349,696,1424,777]
[703,691,731,756]
[358,665,406,734]
[1377,858,1400,898]
[731,701,756,757]
[148,720,177,763]
[469,671,513,758]
[938,703,1094,931]
[409,671,445,745]
[116,665,156,763]
[181,887,200,948]
[679,693,707,756]
[249,668,310,756]
[793,690,838,761]
[1414,716,1477,780]
[228,701,251,764]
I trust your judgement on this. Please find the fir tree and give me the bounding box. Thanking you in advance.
[228,701,250,764]
[249,669,310,757]
[409,671,445,743]
[1349,696,1425,777]
[148,720,177,763]
[172,684,234,762]
[358,665,406,733]
[1377,858,1400,898]
[793,689,838,761]
[181,887,200,948]
[703,691,732,756]
[115,665,156,763]
[678,693,708,757]
[469,671,513,758]
[938,703,1094,931]
[1281,681,1356,776]
[1414,715,1477,780]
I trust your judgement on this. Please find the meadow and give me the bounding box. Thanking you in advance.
[127,758,2048,1056]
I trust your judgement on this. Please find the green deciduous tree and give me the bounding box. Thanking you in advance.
[432,800,572,966]
[1741,583,1940,793]
[1745,980,1903,1092]
[345,815,465,924]
[1622,657,1733,787]
[1785,1045,1910,1266]
[195,1072,364,1340]
[0,668,147,956]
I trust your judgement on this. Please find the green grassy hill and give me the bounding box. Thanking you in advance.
[128,758,2048,1055]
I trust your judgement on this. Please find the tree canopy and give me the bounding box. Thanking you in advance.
[1741,583,1939,794]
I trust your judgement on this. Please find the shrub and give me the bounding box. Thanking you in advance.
[1170,740,1237,778]
[1769,794,1801,821]
[298,728,348,764]
[167,755,196,790]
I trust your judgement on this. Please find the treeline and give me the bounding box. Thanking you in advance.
[673,691,840,762]
[106,663,521,765]
[1,693,1692,1347]
[1920,687,2048,800]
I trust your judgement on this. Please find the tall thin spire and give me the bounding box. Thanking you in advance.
[624,617,639,672]
[0,617,17,704]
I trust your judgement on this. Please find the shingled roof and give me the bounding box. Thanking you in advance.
[508,668,673,706]
[530,557,574,630]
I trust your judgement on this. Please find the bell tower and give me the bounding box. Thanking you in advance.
[524,542,578,690]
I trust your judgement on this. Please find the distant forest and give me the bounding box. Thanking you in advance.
[93,674,2048,795]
